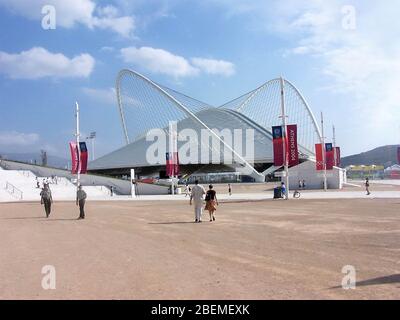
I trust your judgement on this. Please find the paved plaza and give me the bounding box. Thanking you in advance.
[1,195,399,299]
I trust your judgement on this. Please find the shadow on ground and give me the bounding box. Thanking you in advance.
[330,274,400,289]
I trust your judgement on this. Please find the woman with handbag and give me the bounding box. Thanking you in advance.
[205,184,218,222]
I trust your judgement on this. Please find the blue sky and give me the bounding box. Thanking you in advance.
[0,0,399,159]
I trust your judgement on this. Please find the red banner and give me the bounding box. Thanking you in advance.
[325,143,334,170]
[166,152,174,177]
[69,142,79,174]
[79,142,88,174]
[315,143,324,170]
[272,126,285,166]
[173,152,180,176]
[397,147,400,165]
[335,147,341,166]
[287,124,299,166]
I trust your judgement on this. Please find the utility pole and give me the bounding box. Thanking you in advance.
[169,121,177,195]
[321,112,327,191]
[75,102,80,191]
[332,125,337,167]
[280,77,289,199]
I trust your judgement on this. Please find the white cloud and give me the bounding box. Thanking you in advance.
[120,46,199,78]
[0,0,135,37]
[0,131,39,146]
[191,58,235,76]
[120,46,236,78]
[0,47,95,79]
[82,87,116,105]
[100,46,115,53]
[204,0,400,150]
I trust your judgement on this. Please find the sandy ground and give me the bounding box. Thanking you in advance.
[0,198,400,300]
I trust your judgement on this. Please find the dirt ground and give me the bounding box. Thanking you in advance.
[0,198,399,300]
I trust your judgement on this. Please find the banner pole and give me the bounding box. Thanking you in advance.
[169,122,175,195]
[321,112,327,191]
[280,77,289,200]
[76,101,80,191]
[333,125,337,167]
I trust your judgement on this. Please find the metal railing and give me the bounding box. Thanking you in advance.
[0,159,10,169]
[96,185,112,196]
[4,181,23,200]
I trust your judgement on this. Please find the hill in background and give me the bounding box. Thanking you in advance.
[341,145,399,168]
[0,152,69,169]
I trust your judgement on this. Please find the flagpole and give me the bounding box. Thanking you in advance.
[321,112,327,191]
[333,125,337,167]
[280,77,289,200]
[169,122,175,195]
[76,101,80,191]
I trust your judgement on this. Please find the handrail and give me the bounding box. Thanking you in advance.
[0,159,10,169]
[4,181,23,200]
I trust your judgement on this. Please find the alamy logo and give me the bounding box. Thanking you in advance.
[341,265,356,290]
[341,5,357,30]
[41,5,56,30]
[41,265,56,290]
[145,122,256,174]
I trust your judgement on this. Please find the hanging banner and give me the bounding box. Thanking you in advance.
[79,142,88,174]
[69,142,79,174]
[166,152,174,177]
[335,147,341,166]
[287,124,299,166]
[325,143,334,170]
[272,126,285,166]
[315,143,324,171]
[173,152,180,176]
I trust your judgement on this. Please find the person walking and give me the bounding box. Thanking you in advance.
[228,183,232,196]
[76,185,87,220]
[205,184,218,222]
[281,181,286,198]
[365,177,371,195]
[40,185,53,218]
[184,183,190,197]
[190,180,206,223]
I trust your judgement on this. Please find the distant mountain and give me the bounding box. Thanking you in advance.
[341,145,400,168]
[0,152,69,169]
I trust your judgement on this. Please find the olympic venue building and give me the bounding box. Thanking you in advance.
[88,69,345,189]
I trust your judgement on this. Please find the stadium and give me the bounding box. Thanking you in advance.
[88,69,344,188]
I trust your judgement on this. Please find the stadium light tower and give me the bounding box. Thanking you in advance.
[86,131,96,161]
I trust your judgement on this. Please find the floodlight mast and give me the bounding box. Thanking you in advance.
[280,77,289,200]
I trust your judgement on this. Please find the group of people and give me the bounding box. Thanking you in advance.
[35,176,58,189]
[298,179,306,189]
[189,180,219,223]
[39,184,87,219]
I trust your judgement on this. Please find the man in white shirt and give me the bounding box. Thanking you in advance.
[190,180,206,223]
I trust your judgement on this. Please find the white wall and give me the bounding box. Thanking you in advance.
[288,160,346,190]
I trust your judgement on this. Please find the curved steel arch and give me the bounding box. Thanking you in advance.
[116,69,265,181]
[283,78,323,143]
[233,78,322,144]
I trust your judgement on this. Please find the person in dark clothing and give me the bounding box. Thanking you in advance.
[40,185,53,218]
[365,177,371,195]
[205,184,218,222]
[76,185,87,220]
